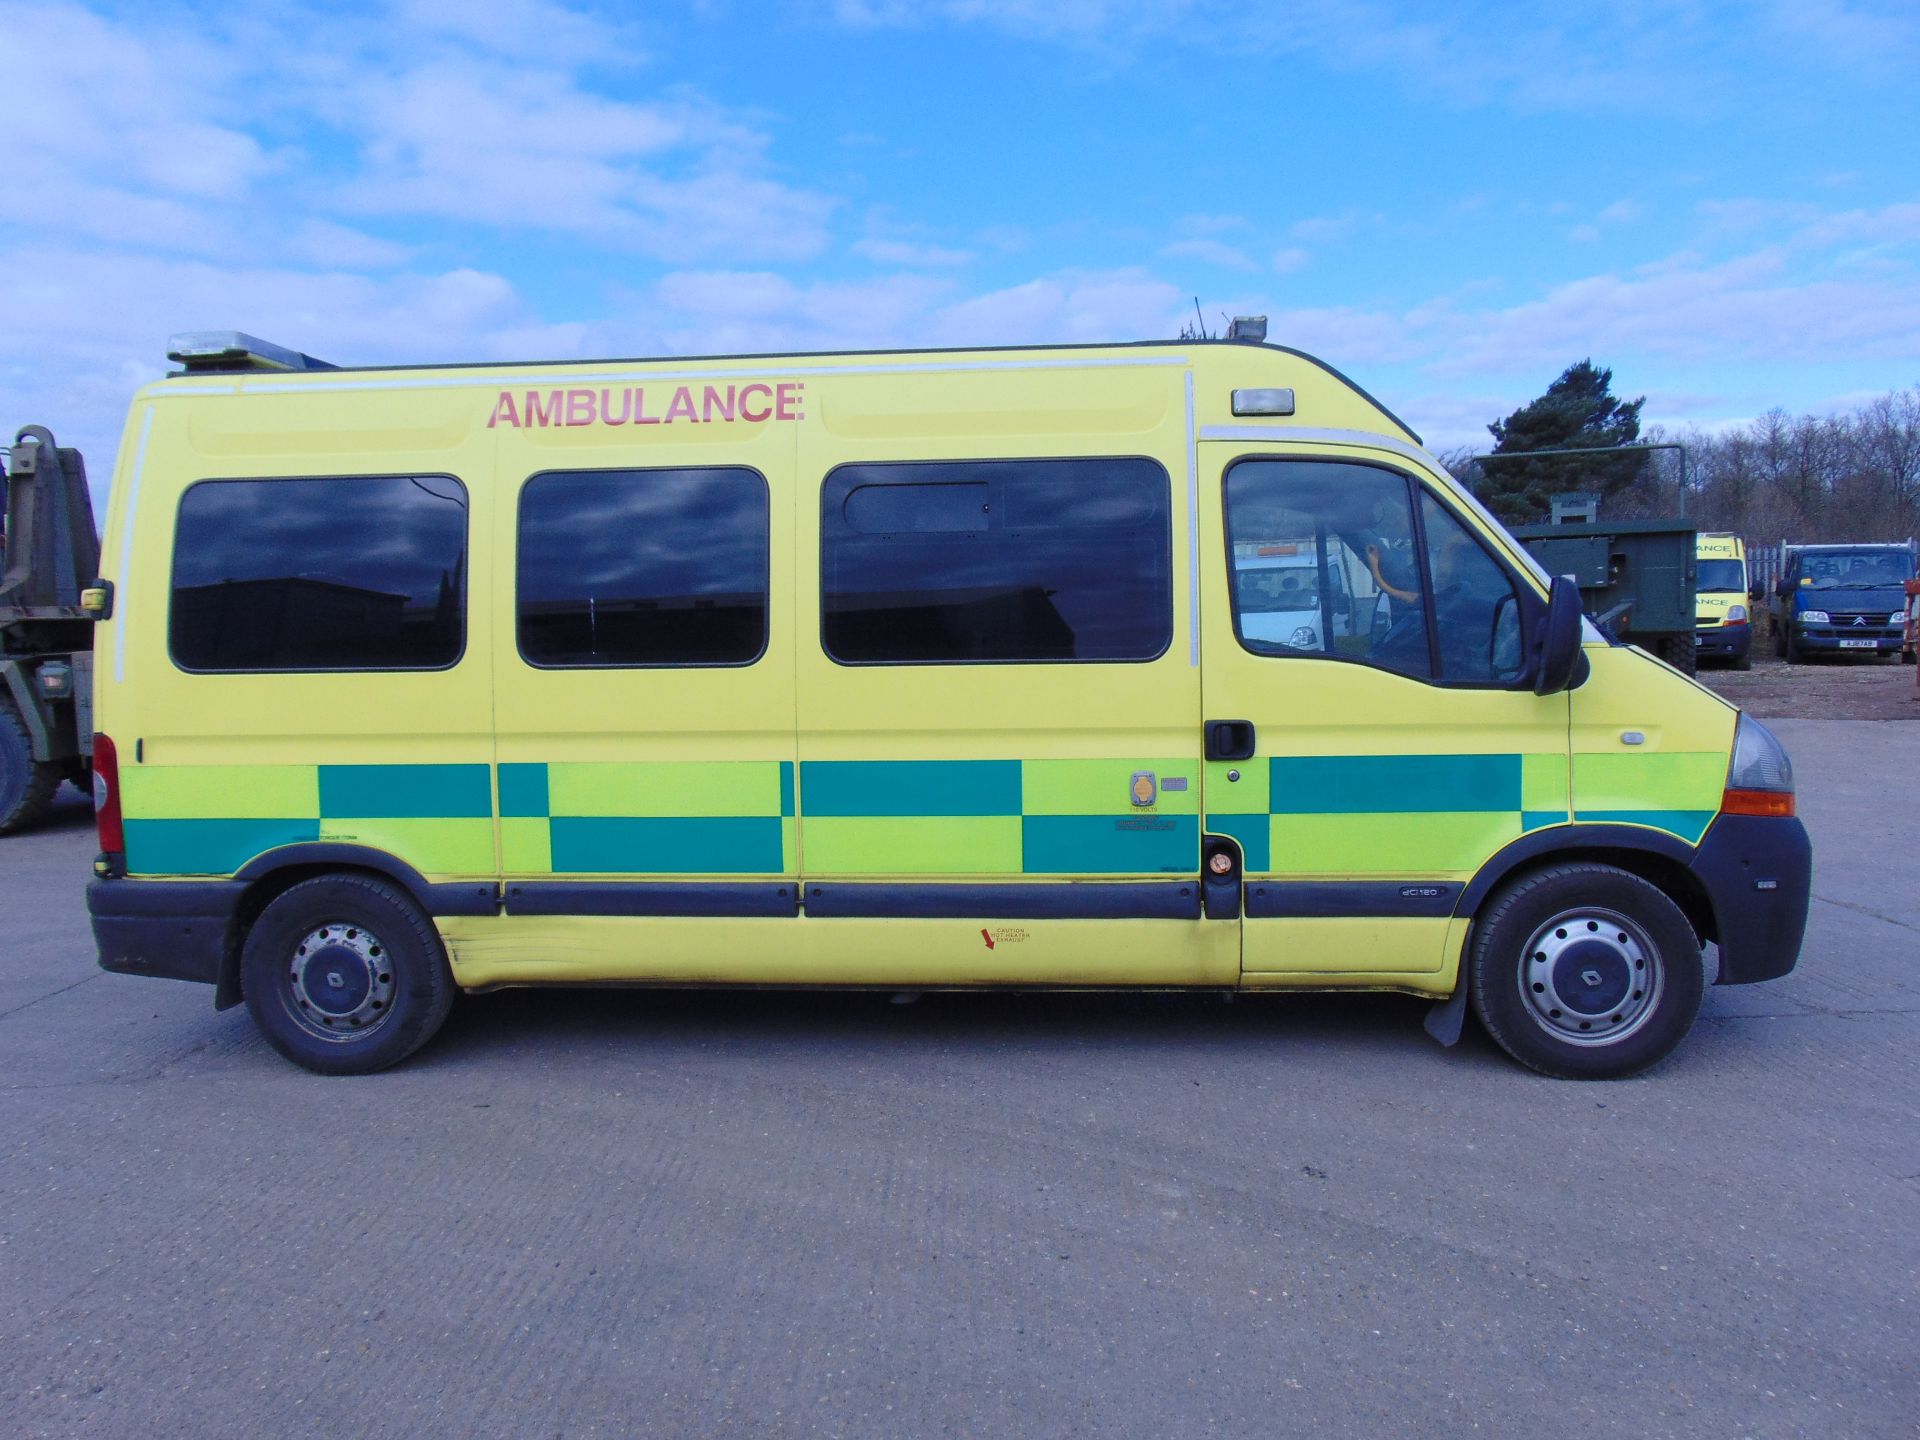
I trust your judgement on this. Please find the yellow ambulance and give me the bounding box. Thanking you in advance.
[1693,532,1752,668]
[84,330,1811,1079]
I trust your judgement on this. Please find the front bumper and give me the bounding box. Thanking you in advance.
[1694,624,1751,658]
[1689,814,1812,984]
[1795,626,1903,654]
[90,878,246,1001]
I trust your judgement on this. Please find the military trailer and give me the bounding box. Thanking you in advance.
[1509,509,1699,676]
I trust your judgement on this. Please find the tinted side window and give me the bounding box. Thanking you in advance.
[1224,460,1431,679]
[170,475,467,672]
[518,468,768,667]
[822,458,1172,664]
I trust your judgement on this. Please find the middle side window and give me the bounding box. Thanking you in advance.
[821,457,1173,665]
[518,466,769,668]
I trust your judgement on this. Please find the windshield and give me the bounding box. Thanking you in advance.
[1697,558,1746,593]
[1800,550,1915,588]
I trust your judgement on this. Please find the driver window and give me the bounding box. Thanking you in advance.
[1224,460,1431,680]
[1418,492,1524,683]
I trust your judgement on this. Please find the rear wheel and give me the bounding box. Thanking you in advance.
[1468,863,1704,1080]
[1732,642,1752,671]
[1652,635,1698,676]
[241,874,456,1075]
[0,702,61,836]
[1785,627,1803,664]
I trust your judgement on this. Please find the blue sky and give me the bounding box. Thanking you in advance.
[3,0,1917,484]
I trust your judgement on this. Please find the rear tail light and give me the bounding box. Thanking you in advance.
[93,733,125,855]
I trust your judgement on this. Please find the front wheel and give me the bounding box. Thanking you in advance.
[241,874,457,1074]
[1468,863,1704,1079]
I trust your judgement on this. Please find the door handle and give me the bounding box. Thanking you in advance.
[1205,719,1256,761]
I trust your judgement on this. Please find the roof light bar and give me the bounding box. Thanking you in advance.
[166,331,337,374]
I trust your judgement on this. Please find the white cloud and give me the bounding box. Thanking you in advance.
[0,241,582,495]
[1270,247,1309,273]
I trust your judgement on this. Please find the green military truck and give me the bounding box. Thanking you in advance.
[0,427,99,832]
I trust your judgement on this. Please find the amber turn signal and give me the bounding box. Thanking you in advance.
[1721,787,1795,818]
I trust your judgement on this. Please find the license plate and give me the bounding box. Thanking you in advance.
[1839,639,1876,649]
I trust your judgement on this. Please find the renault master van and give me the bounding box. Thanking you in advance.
[86,331,1811,1079]
[1693,532,1751,668]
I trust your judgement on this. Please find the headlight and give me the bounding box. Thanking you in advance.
[1288,625,1318,648]
[1724,604,1747,623]
[1728,714,1794,793]
[1798,610,1829,625]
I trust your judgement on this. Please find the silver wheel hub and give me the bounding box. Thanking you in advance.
[287,923,395,1043]
[1517,906,1663,1047]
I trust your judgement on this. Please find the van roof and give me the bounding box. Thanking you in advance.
[156,334,1423,447]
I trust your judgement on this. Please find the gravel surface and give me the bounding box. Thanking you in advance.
[1699,646,1919,721]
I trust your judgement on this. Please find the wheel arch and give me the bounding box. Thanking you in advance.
[1457,825,1718,955]
[216,844,495,1009]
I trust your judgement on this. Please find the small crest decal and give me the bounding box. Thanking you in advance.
[1130,771,1157,807]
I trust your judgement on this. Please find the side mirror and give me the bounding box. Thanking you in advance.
[1533,574,1586,695]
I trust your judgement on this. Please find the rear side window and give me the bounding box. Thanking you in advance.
[170,475,468,672]
[821,457,1172,664]
[518,467,768,667]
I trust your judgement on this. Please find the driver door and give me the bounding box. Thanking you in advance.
[1198,443,1571,982]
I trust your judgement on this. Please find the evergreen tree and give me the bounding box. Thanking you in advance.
[1475,360,1647,523]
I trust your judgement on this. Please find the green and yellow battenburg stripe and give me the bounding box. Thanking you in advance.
[798,759,1199,874]
[119,763,494,876]
[1203,749,1721,875]
[113,748,1726,881]
[499,760,795,875]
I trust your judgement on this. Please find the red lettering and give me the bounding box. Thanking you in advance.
[565,388,597,426]
[739,382,774,422]
[600,387,632,425]
[664,385,698,423]
[487,391,520,428]
[524,390,562,427]
[634,386,660,425]
[776,381,802,421]
[702,385,735,422]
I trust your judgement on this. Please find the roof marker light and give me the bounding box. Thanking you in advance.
[1232,388,1296,417]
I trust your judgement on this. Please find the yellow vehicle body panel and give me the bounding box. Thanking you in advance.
[1695,532,1748,627]
[91,340,1744,999]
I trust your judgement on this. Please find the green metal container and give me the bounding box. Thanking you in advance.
[1509,517,1699,674]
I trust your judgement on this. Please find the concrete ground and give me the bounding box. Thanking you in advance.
[1,718,1915,1439]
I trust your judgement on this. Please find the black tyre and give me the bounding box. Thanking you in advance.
[1784,627,1801,663]
[1903,647,1916,665]
[1732,644,1752,671]
[0,701,61,836]
[1468,863,1704,1080]
[1652,635,1697,676]
[241,874,457,1075]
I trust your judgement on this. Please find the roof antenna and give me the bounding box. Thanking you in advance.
[1179,297,1210,341]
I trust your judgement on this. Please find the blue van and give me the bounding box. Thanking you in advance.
[1771,543,1915,662]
